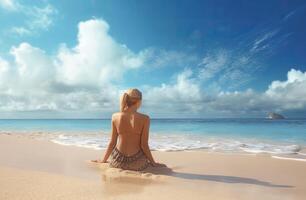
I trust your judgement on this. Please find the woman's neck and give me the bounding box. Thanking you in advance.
[125,106,137,113]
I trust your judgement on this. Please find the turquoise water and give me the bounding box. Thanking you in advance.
[1,118,306,154]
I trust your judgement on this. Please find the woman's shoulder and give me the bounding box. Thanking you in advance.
[111,112,122,120]
[136,112,150,120]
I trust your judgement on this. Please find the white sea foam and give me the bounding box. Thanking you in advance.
[45,132,305,159]
[2,131,305,159]
[272,156,306,162]
[51,133,109,150]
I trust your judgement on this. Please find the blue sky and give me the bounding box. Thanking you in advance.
[0,0,306,118]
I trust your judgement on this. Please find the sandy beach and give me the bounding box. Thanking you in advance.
[1,0,306,199]
[0,133,306,200]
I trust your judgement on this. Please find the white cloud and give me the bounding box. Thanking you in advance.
[251,29,279,53]
[56,19,145,87]
[0,0,17,10]
[283,9,298,21]
[198,50,228,81]
[265,69,306,110]
[1,1,58,35]
[0,57,11,87]
[10,27,31,36]
[10,42,55,90]
[0,18,305,118]
[197,49,260,90]
[25,4,57,31]
[0,19,146,115]
[141,67,306,117]
[143,68,202,114]
[208,68,306,116]
[142,48,198,69]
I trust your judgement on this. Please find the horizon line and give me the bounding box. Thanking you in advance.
[0,117,305,120]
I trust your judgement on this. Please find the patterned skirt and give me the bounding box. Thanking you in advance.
[109,147,150,171]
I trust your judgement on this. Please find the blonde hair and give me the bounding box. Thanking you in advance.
[120,88,142,112]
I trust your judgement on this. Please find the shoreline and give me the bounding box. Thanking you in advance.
[0,134,306,199]
[1,130,306,162]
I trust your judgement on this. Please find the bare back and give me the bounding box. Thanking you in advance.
[112,111,148,156]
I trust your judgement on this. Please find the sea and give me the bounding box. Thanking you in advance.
[1,118,306,160]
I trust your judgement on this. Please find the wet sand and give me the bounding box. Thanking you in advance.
[0,134,306,200]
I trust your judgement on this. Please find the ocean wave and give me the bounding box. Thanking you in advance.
[272,155,306,162]
[51,133,109,150]
[2,131,304,158]
[45,132,305,157]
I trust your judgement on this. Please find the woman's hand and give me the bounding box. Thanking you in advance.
[91,159,108,163]
[151,162,167,167]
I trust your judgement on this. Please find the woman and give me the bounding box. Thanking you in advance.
[92,88,165,171]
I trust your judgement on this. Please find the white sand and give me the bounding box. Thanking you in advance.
[1,134,306,200]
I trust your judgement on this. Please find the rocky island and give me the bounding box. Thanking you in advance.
[268,112,285,119]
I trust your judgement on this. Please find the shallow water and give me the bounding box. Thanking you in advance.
[1,118,306,159]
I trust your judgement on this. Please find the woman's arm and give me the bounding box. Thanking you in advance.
[92,114,118,163]
[141,116,165,167]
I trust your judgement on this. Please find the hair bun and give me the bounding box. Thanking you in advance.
[120,88,142,112]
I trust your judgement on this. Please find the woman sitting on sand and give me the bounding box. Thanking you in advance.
[92,88,166,171]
